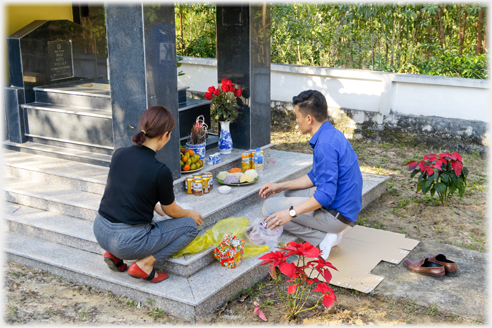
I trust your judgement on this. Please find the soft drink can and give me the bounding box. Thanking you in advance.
[185,177,193,194]
[203,171,213,190]
[203,177,210,193]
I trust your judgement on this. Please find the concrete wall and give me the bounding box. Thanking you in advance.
[179,56,489,154]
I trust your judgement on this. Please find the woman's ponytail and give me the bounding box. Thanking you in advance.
[131,105,175,147]
[131,130,147,146]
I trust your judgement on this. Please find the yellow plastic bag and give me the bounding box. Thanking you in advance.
[172,216,269,259]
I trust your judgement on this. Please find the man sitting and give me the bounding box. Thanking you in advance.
[259,90,363,259]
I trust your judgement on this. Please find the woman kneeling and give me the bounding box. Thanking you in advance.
[93,105,203,283]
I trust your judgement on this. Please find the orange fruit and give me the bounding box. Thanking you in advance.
[183,164,190,171]
[182,155,188,163]
[187,149,194,156]
[229,167,242,173]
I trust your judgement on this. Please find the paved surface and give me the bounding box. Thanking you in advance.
[372,240,487,322]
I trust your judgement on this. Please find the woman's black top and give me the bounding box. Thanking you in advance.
[98,145,175,225]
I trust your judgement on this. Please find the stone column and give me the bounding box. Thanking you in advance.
[216,3,271,150]
[106,3,181,178]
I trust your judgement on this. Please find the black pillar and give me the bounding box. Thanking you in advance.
[106,4,181,178]
[216,3,271,150]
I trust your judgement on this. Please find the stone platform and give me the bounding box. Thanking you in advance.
[3,147,389,321]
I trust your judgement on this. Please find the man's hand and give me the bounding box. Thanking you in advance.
[265,209,293,230]
[259,182,283,199]
[187,210,203,226]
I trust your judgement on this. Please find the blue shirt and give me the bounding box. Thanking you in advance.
[307,121,363,222]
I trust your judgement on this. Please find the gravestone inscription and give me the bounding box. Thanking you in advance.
[48,40,74,80]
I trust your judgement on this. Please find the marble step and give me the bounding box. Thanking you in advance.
[3,201,276,278]
[34,84,111,110]
[4,141,113,167]
[4,149,314,228]
[4,228,296,321]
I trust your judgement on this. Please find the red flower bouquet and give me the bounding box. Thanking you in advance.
[204,78,243,123]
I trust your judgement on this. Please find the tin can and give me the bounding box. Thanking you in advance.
[203,177,210,193]
[193,174,201,181]
[185,177,193,194]
[203,171,213,190]
[241,152,250,172]
[249,149,255,169]
[193,178,203,195]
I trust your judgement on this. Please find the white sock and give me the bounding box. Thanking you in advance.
[319,231,344,260]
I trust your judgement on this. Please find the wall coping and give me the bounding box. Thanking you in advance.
[181,56,489,89]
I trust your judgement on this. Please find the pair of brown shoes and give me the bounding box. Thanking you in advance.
[404,254,458,278]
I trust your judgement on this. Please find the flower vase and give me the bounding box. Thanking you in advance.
[185,142,206,160]
[219,121,233,155]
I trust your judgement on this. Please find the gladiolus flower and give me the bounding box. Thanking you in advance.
[204,92,213,100]
[234,88,242,97]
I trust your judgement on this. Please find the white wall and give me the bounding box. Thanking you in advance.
[178,56,490,123]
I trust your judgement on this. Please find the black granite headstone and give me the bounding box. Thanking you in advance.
[7,20,99,103]
[106,4,181,178]
[216,4,271,150]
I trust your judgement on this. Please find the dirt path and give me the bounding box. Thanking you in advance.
[3,134,487,325]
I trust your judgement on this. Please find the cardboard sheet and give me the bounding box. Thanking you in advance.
[304,225,419,293]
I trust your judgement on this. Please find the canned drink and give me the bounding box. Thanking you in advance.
[249,149,255,169]
[241,152,250,172]
[185,177,193,194]
[193,174,201,181]
[203,177,210,193]
[203,172,213,190]
[193,178,203,195]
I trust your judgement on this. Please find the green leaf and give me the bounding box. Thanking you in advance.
[434,182,446,194]
[430,187,436,197]
[286,254,299,263]
[410,169,419,178]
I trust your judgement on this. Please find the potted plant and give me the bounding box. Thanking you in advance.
[205,78,243,155]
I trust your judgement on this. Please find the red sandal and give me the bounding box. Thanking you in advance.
[104,252,128,272]
[127,262,169,283]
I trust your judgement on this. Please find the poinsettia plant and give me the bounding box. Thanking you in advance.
[204,78,243,123]
[259,241,337,320]
[406,152,468,206]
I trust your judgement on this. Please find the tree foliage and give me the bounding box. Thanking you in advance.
[175,3,487,79]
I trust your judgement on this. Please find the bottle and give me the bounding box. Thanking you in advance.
[254,147,264,176]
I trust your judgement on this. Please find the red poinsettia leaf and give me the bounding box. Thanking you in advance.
[423,154,436,160]
[322,292,337,308]
[324,261,338,271]
[323,269,332,283]
[279,262,296,277]
[440,158,447,164]
[452,152,462,162]
[450,154,458,161]
[418,161,425,171]
[287,284,297,294]
[425,166,434,175]
[439,152,450,159]
[300,243,320,258]
[313,282,329,294]
[268,264,277,280]
[258,310,267,321]
[308,280,313,285]
[405,160,418,171]
[452,161,463,176]
[433,159,443,170]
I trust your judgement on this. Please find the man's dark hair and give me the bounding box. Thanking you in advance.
[292,90,328,122]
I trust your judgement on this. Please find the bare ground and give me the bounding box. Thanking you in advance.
[3,127,487,325]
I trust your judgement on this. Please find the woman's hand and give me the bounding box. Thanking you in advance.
[187,210,203,226]
[259,182,283,199]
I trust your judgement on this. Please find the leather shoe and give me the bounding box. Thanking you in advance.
[127,262,169,283]
[404,258,445,278]
[424,254,458,276]
[104,252,127,272]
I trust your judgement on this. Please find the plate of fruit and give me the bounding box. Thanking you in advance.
[216,168,260,186]
[180,146,204,173]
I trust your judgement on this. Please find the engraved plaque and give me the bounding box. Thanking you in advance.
[48,40,74,80]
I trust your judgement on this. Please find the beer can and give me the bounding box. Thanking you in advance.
[203,171,213,190]
[203,177,210,193]
[185,177,193,194]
